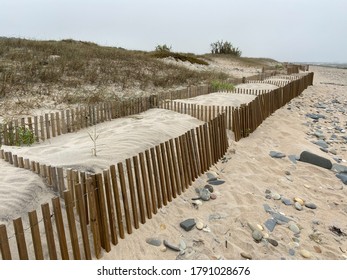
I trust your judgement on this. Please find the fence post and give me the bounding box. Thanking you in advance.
[0,224,12,260]
[139,152,153,219]
[28,210,44,260]
[117,162,132,234]
[109,165,125,239]
[125,158,140,229]
[41,203,58,260]
[52,197,69,260]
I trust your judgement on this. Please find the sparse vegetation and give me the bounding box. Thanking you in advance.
[16,127,35,146]
[210,40,242,57]
[210,80,235,92]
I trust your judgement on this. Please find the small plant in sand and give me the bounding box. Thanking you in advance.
[211,80,235,92]
[87,125,99,156]
[16,127,35,146]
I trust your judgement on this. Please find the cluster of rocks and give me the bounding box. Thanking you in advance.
[145,171,226,259]
[242,186,321,260]
[269,150,347,185]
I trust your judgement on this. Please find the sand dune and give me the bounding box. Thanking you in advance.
[1,66,346,261]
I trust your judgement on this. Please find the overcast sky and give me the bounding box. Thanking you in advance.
[1,0,346,62]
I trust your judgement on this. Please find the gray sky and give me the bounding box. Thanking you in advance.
[1,0,346,62]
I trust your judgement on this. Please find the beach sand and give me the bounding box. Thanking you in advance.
[1,65,346,260]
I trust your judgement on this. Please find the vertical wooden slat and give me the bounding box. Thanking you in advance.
[52,197,69,260]
[102,170,118,246]
[28,210,43,260]
[160,143,172,202]
[125,158,140,229]
[139,152,152,219]
[174,137,186,193]
[133,156,146,224]
[169,139,181,196]
[51,112,56,138]
[145,150,157,214]
[86,177,102,259]
[117,162,132,234]
[110,165,125,239]
[155,145,167,205]
[63,190,81,259]
[95,174,111,252]
[150,147,162,209]
[0,224,12,260]
[41,203,57,260]
[34,116,39,142]
[39,115,45,141]
[165,141,177,199]
[75,183,92,260]
[56,112,61,136]
[45,113,50,139]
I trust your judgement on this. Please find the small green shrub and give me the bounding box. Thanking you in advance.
[16,127,35,146]
[210,40,242,57]
[155,44,172,52]
[211,80,235,92]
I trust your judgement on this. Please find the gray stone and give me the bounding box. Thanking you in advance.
[271,192,281,200]
[209,179,225,186]
[267,238,279,247]
[209,213,222,221]
[294,202,303,211]
[252,230,263,242]
[306,113,325,120]
[336,173,347,184]
[305,202,317,209]
[282,197,293,206]
[264,218,277,232]
[180,219,196,231]
[269,151,286,158]
[315,140,329,149]
[164,240,181,251]
[288,155,299,164]
[272,212,291,223]
[240,252,252,260]
[263,204,273,213]
[289,222,300,234]
[332,164,347,173]
[146,238,162,247]
[299,151,333,169]
[199,188,211,201]
[320,147,329,153]
[206,172,218,180]
[204,184,214,193]
[289,248,296,256]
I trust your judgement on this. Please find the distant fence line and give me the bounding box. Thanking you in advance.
[0,113,228,260]
[0,85,212,146]
[159,72,314,142]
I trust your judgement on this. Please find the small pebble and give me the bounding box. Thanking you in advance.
[289,249,296,256]
[267,238,278,247]
[294,202,303,211]
[146,238,162,247]
[163,240,181,252]
[196,221,204,230]
[241,252,252,260]
[300,249,312,259]
[294,197,305,205]
[305,202,317,209]
[252,230,263,242]
[288,222,300,234]
[271,192,281,200]
[210,193,217,200]
[204,184,214,193]
[282,197,293,206]
[313,246,322,253]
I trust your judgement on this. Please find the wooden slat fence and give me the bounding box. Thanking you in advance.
[0,85,213,147]
[0,113,228,260]
[159,72,314,142]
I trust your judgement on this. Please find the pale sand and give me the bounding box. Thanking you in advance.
[1,66,347,260]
